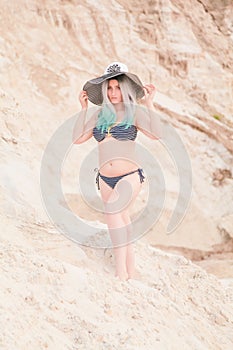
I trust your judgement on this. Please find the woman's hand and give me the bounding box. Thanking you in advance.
[79,90,88,109]
[142,84,156,108]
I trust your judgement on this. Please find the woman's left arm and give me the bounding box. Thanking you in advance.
[135,84,162,140]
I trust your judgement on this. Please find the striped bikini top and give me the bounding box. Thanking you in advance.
[93,123,138,142]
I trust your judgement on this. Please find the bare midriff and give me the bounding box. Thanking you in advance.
[98,137,139,177]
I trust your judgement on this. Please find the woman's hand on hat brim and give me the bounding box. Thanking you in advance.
[79,90,88,109]
[142,84,156,108]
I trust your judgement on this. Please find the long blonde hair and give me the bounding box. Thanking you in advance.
[96,75,137,132]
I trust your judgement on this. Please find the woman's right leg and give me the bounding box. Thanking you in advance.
[99,178,129,280]
[105,211,129,280]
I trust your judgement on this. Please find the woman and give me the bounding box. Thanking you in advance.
[73,62,161,281]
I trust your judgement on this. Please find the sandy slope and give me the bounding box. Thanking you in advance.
[1,0,233,349]
[1,220,233,350]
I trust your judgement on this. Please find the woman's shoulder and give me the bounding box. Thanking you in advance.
[134,104,147,120]
[87,106,102,121]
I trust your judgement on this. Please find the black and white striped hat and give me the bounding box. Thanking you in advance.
[83,62,145,105]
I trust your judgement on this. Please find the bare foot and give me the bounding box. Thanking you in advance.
[127,267,135,279]
[115,271,129,281]
[128,269,142,280]
[127,273,134,279]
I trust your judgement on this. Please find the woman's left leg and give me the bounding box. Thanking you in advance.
[100,171,142,280]
[121,210,135,278]
[119,171,143,278]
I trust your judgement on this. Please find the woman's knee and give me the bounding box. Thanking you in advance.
[105,212,126,230]
[121,209,130,223]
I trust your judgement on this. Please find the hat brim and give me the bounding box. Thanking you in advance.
[83,72,145,105]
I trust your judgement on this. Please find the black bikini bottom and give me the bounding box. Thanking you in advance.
[95,168,145,190]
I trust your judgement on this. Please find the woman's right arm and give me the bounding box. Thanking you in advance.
[72,90,97,144]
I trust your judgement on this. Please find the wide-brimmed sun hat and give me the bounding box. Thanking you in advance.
[83,62,145,105]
